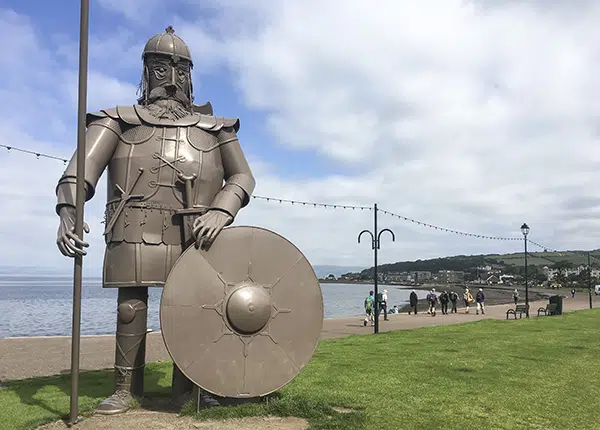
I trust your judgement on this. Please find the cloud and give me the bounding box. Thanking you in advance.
[3,0,600,275]
[0,8,138,272]
[96,0,165,24]
[177,0,600,256]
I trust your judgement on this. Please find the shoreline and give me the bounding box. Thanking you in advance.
[0,296,593,382]
[1,284,563,340]
[0,287,556,340]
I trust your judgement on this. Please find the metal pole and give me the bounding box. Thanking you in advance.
[373,203,379,334]
[358,207,393,335]
[524,237,529,318]
[588,252,593,309]
[69,0,89,425]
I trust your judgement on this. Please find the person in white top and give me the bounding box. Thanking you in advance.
[382,289,389,321]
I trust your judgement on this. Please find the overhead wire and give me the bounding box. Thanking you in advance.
[0,143,572,247]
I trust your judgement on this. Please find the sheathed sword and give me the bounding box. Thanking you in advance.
[175,172,208,245]
[103,168,145,236]
[170,171,204,402]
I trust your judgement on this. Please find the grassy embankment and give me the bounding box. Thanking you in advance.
[2,309,599,430]
[487,251,600,267]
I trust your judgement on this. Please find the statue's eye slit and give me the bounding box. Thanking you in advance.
[154,67,166,79]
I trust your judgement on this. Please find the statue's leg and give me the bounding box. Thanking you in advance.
[171,364,194,406]
[96,287,148,415]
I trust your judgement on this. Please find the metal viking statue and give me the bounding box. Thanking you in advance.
[56,26,323,416]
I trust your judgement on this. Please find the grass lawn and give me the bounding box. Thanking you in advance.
[2,309,600,430]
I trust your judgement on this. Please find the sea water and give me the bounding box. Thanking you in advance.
[0,274,429,338]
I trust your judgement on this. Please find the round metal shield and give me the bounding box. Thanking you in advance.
[160,226,324,398]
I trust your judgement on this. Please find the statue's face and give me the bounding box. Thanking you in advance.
[145,54,192,103]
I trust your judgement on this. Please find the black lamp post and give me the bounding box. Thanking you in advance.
[588,252,593,310]
[358,204,395,334]
[521,223,530,318]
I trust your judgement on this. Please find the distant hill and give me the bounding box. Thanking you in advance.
[0,264,367,281]
[0,265,103,278]
[357,249,600,276]
[313,265,366,278]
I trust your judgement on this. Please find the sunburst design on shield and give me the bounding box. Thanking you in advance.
[160,226,324,398]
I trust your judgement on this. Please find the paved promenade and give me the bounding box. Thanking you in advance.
[0,295,593,381]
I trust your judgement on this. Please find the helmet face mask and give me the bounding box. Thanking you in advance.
[144,55,193,106]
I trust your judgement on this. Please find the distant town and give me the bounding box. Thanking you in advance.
[319,252,600,290]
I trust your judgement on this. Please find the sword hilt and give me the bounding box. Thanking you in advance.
[177,172,197,209]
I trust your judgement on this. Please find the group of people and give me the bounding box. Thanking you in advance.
[412,287,486,316]
[363,289,391,326]
[364,287,489,323]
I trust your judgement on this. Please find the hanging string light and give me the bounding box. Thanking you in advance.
[0,143,582,248]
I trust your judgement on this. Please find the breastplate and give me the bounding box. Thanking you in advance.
[104,123,225,245]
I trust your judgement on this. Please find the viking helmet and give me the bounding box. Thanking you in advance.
[143,25,193,64]
[137,26,195,107]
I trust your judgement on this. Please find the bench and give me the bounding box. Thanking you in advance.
[506,304,529,320]
[537,303,558,317]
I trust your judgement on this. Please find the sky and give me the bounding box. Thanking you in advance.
[1,0,600,274]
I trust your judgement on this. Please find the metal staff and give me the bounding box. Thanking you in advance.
[69,0,90,425]
[358,203,395,334]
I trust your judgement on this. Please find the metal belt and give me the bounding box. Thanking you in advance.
[105,201,209,212]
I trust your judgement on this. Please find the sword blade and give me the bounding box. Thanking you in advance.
[103,199,128,235]
[104,168,145,236]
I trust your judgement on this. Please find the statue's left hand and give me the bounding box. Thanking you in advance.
[192,210,233,250]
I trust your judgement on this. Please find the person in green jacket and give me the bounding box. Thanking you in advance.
[364,290,375,326]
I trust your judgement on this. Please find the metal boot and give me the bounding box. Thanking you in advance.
[96,287,148,415]
[170,365,222,409]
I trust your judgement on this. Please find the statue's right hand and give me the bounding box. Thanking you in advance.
[57,206,90,258]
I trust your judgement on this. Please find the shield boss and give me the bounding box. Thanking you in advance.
[160,226,324,398]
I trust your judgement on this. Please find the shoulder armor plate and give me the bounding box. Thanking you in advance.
[101,107,119,120]
[86,111,107,127]
[193,102,214,115]
[116,106,142,125]
[195,115,240,133]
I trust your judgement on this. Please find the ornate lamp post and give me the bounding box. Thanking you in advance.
[521,223,530,318]
[358,203,395,334]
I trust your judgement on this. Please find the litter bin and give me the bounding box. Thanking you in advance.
[548,295,563,315]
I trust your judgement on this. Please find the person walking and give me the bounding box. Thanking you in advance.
[476,288,485,315]
[429,288,438,316]
[571,288,576,298]
[464,288,474,314]
[364,290,375,326]
[440,290,449,315]
[513,289,519,305]
[449,290,458,313]
[382,289,389,321]
[409,289,418,315]
[426,290,432,314]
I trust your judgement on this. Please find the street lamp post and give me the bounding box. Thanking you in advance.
[588,252,593,310]
[358,203,395,334]
[521,223,530,318]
